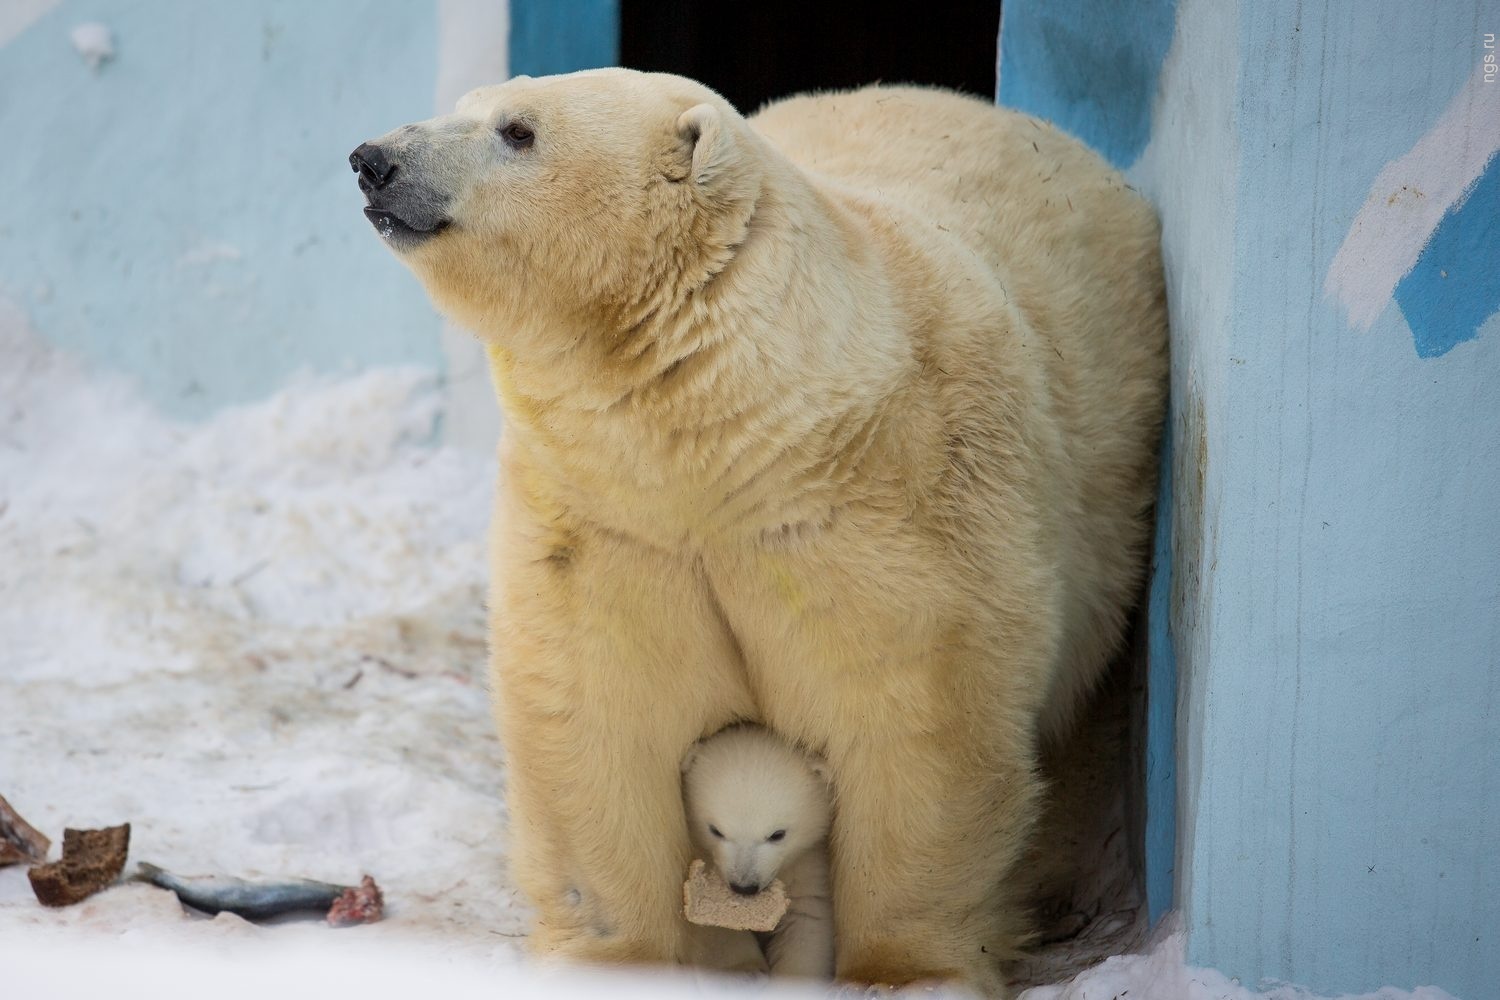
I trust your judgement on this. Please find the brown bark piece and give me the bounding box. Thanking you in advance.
[682,858,787,932]
[0,793,51,867]
[27,823,131,907]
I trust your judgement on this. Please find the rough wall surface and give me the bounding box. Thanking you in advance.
[1001,2,1498,996]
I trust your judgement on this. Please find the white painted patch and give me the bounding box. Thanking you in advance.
[176,241,244,267]
[1325,66,1500,330]
[434,0,509,451]
[69,21,114,70]
[1130,0,1240,369]
[0,0,60,48]
[435,0,509,114]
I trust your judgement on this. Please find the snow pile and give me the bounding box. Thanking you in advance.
[0,933,829,1000]
[0,314,516,959]
[1023,920,1459,1000]
[0,317,1464,999]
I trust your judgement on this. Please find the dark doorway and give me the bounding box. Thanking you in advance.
[619,1,1002,115]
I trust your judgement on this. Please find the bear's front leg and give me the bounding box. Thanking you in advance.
[492,507,756,968]
[827,709,1041,998]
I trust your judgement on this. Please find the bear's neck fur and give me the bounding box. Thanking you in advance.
[478,147,931,544]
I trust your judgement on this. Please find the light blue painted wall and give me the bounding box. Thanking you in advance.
[998,0,1176,169]
[1199,4,1497,995]
[1,0,622,422]
[0,0,453,417]
[1002,1,1498,996]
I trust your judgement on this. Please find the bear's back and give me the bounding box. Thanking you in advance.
[749,85,1157,295]
[751,85,1168,739]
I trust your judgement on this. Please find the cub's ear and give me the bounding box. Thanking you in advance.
[807,756,831,786]
[681,742,702,776]
[675,103,737,188]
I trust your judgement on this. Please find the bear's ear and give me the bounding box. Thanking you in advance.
[675,103,737,188]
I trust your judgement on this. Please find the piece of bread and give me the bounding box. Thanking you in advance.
[27,824,130,907]
[682,858,787,932]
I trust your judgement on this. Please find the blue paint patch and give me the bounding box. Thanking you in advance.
[1144,422,1177,925]
[509,0,618,77]
[997,0,1177,168]
[1395,151,1500,359]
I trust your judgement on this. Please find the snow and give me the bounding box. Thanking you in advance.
[69,21,114,70]
[1021,919,1458,1000]
[0,315,1460,1000]
[0,313,515,960]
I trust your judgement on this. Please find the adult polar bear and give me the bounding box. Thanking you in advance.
[351,68,1166,994]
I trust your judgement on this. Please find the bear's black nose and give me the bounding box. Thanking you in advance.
[350,142,397,192]
[729,882,760,896]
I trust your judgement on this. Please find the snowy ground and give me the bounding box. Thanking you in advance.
[0,319,1460,1000]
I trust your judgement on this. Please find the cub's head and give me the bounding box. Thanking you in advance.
[348,68,761,340]
[681,725,831,897]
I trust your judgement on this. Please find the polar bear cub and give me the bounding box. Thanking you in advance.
[682,724,834,980]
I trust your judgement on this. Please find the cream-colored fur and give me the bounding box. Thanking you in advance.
[357,68,1166,996]
[682,724,835,980]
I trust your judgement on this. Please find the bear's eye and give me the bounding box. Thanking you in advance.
[708,824,724,839]
[767,830,786,842]
[500,122,535,149]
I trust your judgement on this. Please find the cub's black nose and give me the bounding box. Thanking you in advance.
[729,882,760,896]
[350,142,397,191]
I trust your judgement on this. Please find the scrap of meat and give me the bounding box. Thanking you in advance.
[326,875,384,927]
[0,793,50,867]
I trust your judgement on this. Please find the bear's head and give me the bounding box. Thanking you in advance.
[681,725,831,897]
[349,68,762,342]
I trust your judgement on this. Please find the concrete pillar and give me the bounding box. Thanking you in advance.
[1000,2,1498,995]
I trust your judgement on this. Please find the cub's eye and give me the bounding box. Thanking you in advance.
[708,825,724,839]
[767,830,786,842]
[500,123,535,149]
